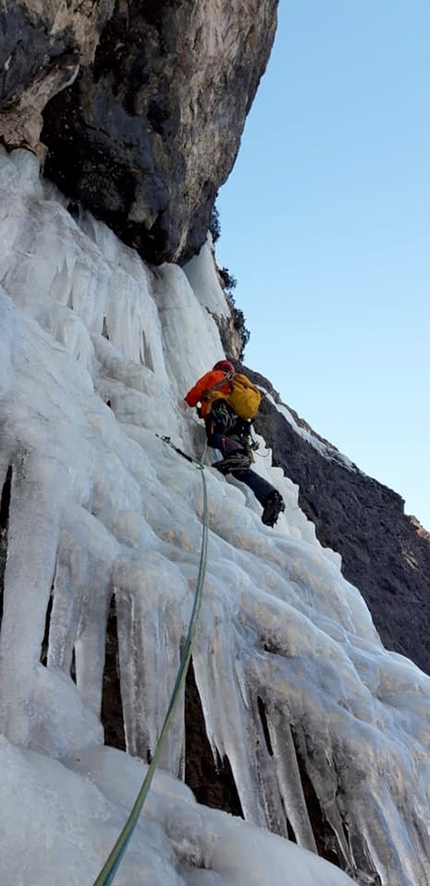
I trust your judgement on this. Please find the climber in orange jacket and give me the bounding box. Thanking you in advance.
[184,360,285,527]
[185,364,232,419]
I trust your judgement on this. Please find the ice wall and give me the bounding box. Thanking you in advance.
[0,149,428,886]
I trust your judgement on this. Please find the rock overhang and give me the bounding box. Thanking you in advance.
[1,0,278,265]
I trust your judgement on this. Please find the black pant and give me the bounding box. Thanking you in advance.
[205,402,276,506]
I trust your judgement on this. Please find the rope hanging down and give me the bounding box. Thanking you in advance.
[93,438,209,886]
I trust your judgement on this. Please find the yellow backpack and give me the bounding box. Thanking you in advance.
[207,372,262,420]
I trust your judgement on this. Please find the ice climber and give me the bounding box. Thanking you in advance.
[184,360,285,527]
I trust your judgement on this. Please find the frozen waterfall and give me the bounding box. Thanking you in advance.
[0,148,428,886]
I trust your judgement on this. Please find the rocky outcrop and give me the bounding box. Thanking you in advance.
[1,0,277,263]
[0,0,114,155]
[39,0,278,264]
[216,309,247,360]
[241,364,430,677]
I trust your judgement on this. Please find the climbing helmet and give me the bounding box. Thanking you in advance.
[213,360,235,375]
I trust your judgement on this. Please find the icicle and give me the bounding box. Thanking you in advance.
[266,707,317,852]
[0,150,428,886]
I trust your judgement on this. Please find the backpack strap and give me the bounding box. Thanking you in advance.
[202,371,234,402]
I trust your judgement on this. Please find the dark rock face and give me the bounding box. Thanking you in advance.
[0,6,73,109]
[41,0,278,264]
[1,0,277,262]
[0,0,113,154]
[240,363,430,677]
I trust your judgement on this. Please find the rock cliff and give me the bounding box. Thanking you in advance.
[1,6,430,883]
[1,0,428,749]
[241,364,430,676]
[0,0,114,153]
[1,0,278,265]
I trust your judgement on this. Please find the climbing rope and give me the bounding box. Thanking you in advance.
[92,438,209,886]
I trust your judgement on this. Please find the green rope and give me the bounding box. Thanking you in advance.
[92,447,209,886]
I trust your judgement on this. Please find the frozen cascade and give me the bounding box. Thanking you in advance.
[0,148,428,886]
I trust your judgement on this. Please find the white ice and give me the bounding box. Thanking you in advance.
[0,736,355,886]
[0,149,429,886]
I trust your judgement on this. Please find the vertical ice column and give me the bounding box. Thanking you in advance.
[191,572,269,830]
[152,264,225,396]
[113,553,191,775]
[0,452,64,744]
[47,506,118,717]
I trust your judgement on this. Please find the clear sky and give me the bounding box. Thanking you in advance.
[216,0,430,530]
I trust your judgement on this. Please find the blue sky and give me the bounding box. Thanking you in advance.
[217,0,430,530]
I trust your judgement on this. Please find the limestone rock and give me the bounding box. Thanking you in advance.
[40,0,278,264]
[240,363,430,677]
[0,0,114,155]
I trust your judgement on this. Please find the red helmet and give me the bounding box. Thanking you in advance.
[213,360,235,374]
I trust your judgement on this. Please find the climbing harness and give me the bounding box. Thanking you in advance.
[92,436,209,886]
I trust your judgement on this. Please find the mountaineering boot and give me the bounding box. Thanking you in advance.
[214,450,252,474]
[261,490,285,527]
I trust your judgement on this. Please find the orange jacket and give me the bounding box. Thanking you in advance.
[185,370,231,418]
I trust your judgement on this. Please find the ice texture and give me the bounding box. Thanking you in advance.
[0,736,356,886]
[0,149,428,886]
[183,236,231,318]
